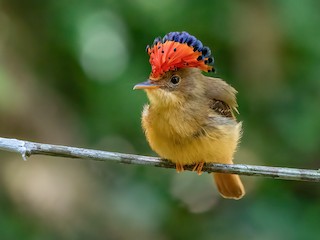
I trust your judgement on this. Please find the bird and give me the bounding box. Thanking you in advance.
[133,31,245,199]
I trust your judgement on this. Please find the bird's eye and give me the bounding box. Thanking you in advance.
[170,75,180,85]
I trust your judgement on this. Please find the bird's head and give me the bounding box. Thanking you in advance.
[134,31,215,107]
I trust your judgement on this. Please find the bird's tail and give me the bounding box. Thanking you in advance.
[213,173,245,200]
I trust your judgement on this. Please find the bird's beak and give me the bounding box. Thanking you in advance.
[133,80,160,90]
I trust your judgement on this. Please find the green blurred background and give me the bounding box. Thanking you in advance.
[0,0,320,239]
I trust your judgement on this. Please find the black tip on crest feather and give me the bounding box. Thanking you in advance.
[207,57,214,64]
[197,55,203,61]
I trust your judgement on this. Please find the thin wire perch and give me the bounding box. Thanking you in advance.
[0,137,319,182]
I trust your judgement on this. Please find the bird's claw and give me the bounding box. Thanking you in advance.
[192,162,204,175]
[176,163,185,173]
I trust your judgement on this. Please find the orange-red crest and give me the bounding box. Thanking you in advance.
[146,32,214,80]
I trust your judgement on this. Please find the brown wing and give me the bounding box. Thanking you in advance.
[193,99,235,138]
[204,77,239,117]
[210,99,234,118]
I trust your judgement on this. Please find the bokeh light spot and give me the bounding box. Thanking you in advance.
[78,11,129,82]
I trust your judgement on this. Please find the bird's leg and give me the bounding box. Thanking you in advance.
[192,162,205,175]
[176,163,184,173]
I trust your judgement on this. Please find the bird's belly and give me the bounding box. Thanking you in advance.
[146,124,240,165]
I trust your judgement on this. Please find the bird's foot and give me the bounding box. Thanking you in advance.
[192,162,204,175]
[176,163,185,173]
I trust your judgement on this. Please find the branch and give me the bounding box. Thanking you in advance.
[0,137,319,182]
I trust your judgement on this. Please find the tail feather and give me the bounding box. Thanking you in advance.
[213,173,245,200]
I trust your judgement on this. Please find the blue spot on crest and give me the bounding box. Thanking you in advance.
[186,36,197,46]
[201,47,211,58]
[153,37,162,45]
